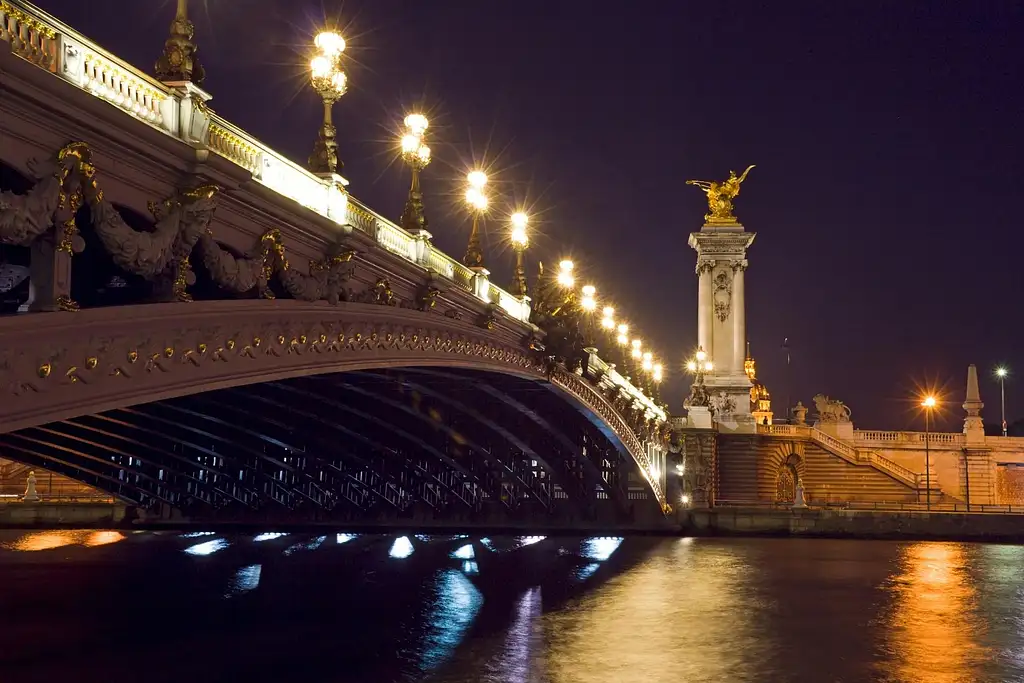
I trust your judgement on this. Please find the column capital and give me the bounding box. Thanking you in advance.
[695,259,717,275]
[731,258,749,272]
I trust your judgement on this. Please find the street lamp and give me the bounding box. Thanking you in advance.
[601,307,615,331]
[307,31,348,176]
[155,0,205,85]
[556,260,575,288]
[922,395,937,510]
[464,171,489,269]
[996,367,1009,437]
[399,114,431,233]
[580,285,597,312]
[685,346,713,409]
[509,212,529,296]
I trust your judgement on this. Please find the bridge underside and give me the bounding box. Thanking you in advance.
[0,368,662,525]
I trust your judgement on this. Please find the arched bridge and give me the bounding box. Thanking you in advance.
[0,6,669,526]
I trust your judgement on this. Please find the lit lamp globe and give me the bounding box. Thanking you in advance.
[642,352,654,372]
[616,323,629,346]
[509,211,530,297]
[653,363,664,383]
[556,260,575,288]
[581,284,597,312]
[601,306,615,330]
[631,339,642,359]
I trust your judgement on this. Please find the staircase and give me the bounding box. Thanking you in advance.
[757,425,923,491]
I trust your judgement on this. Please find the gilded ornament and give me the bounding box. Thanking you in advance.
[299,335,307,345]
[253,337,261,347]
[226,340,236,350]
[197,343,207,354]
[127,350,138,363]
[277,335,285,345]
[65,367,79,382]
[85,357,98,369]
[37,362,52,378]
[319,334,327,344]
[686,165,755,224]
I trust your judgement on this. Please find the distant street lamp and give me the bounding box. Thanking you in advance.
[399,114,431,233]
[464,171,489,269]
[509,212,529,296]
[556,260,574,288]
[155,0,205,85]
[996,367,1009,437]
[307,31,348,176]
[922,395,937,510]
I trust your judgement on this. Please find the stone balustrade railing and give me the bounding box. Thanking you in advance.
[0,0,530,324]
[587,353,667,423]
[854,430,965,447]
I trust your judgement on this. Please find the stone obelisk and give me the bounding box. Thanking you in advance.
[686,166,757,433]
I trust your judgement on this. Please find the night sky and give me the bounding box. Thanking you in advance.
[35,0,1024,431]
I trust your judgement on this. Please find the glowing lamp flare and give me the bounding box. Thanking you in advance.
[467,170,488,188]
[311,55,332,79]
[695,349,706,362]
[314,31,346,56]
[687,360,697,372]
[400,134,420,154]
[603,306,614,318]
[653,364,664,382]
[582,285,596,298]
[617,323,628,335]
[404,113,428,136]
[617,333,629,345]
[997,367,1008,378]
[922,396,937,408]
[465,187,488,211]
[601,317,615,330]
[558,260,574,273]
[416,145,431,164]
[510,212,529,246]
[581,297,597,312]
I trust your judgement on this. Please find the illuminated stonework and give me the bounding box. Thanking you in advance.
[744,343,773,425]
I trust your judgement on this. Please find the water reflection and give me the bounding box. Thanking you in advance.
[6,533,1024,682]
[0,529,124,551]
[885,542,988,682]
[418,569,482,673]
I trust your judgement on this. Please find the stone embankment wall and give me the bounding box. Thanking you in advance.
[683,507,1024,542]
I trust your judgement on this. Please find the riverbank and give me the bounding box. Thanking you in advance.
[6,503,1024,542]
[682,507,1024,542]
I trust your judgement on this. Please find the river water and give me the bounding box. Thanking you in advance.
[1,530,1023,682]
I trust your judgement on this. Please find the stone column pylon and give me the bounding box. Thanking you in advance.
[731,260,747,376]
[963,363,986,445]
[697,263,713,353]
[688,221,756,432]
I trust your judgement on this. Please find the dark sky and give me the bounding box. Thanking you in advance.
[37,0,1024,431]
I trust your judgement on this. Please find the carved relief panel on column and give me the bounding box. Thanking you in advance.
[713,270,732,322]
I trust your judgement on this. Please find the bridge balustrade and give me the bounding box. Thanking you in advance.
[0,0,528,324]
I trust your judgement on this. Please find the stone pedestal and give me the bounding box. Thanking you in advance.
[961,448,996,506]
[815,421,854,442]
[687,406,714,430]
[689,222,756,431]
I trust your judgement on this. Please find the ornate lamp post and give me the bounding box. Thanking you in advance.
[307,31,348,176]
[155,0,205,85]
[616,323,631,378]
[510,212,529,296]
[556,260,575,289]
[398,114,431,233]
[996,367,1009,437]
[684,347,714,409]
[921,395,937,510]
[653,362,664,403]
[464,171,489,269]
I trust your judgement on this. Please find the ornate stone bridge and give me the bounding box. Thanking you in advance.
[0,1,669,525]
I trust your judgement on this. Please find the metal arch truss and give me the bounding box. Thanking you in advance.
[0,368,666,523]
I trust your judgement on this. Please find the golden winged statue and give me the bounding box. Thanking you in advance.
[686,165,755,224]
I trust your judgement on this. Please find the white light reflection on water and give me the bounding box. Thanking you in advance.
[225,564,261,598]
[581,536,623,561]
[180,531,215,539]
[462,561,479,575]
[451,544,475,560]
[253,532,288,542]
[284,536,327,556]
[184,539,228,556]
[389,536,414,559]
[483,586,542,682]
[574,563,601,581]
[336,533,358,545]
[418,570,483,673]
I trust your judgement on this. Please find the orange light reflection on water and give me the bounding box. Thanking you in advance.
[885,542,989,683]
[0,530,125,552]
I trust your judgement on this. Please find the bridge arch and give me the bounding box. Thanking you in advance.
[0,300,666,522]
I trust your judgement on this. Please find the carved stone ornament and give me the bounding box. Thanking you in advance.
[713,270,732,322]
[710,391,736,416]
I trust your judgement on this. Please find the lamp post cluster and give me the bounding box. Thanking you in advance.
[151,9,668,403]
[399,114,431,233]
[307,31,348,176]
[684,347,714,409]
